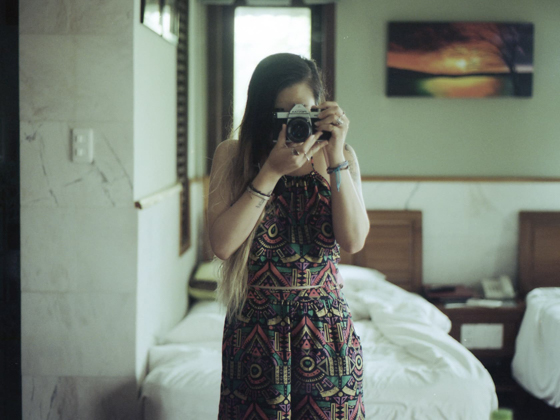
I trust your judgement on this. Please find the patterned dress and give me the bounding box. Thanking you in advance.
[218,168,366,420]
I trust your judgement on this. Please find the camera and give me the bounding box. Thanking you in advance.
[272,104,331,143]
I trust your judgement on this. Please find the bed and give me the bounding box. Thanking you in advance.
[512,212,560,408]
[140,210,498,419]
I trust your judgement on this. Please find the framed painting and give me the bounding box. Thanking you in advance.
[386,22,534,98]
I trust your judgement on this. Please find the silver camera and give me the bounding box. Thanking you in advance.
[272,104,331,143]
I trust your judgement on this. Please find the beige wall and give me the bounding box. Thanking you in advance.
[337,0,560,178]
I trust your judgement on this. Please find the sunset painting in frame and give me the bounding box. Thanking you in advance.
[386,22,534,98]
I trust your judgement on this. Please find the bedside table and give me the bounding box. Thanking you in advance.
[437,300,526,395]
[436,300,526,359]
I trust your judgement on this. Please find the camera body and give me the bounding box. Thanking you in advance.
[272,104,331,143]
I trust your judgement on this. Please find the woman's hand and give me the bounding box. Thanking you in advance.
[313,101,349,167]
[262,124,328,177]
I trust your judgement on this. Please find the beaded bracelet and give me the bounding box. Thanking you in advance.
[327,160,349,192]
[246,183,272,200]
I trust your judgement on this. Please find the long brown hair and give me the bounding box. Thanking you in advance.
[218,53,326,320]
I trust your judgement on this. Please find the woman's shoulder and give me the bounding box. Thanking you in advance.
[210,139,239,179]
[212,139,239,167]
[216,139,239,154]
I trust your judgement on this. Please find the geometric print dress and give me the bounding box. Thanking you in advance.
[218,167,366,420]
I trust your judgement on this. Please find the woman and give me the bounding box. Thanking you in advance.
[208,53,369,420]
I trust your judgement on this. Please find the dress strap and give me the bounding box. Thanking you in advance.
[310,156,315,170]
[249,283,341,290]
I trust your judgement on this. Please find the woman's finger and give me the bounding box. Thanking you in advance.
[308,140,328,156]
[316,102,343,119]
[275,124,287,148]
[302,130,323,153]
[315,113,345,127]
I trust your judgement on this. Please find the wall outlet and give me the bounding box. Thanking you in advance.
[72,128,94,163]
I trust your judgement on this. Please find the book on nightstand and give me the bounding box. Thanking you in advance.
[423,284,477,304]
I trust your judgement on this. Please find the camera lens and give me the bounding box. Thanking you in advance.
[287,118,312,143]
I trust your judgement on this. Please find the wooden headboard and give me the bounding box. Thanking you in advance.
[341,210,423,293]
[518,211,560,297]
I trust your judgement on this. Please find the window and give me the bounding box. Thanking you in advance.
[233,7,312,134]
[206,1,335,173]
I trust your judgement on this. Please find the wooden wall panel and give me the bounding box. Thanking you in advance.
[519,211,560,296]
[342,210,423,293]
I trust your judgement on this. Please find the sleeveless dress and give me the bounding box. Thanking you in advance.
[218,167,366,420]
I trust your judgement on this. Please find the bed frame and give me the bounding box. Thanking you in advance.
[518,211,560,297]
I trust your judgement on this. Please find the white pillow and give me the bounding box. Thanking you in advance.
[338,264,389,320]
[159,301,226,344]
[338,264,451,332]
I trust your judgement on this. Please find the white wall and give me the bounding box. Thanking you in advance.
[133,0,207,386]
[362,181,560,287]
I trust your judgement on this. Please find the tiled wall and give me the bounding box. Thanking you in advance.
[19,0,139,419]
[20,0,208,418]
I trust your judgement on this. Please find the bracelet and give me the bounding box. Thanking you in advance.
[326,161,350,174]
[327,160,349,192]
[246,183,272,200]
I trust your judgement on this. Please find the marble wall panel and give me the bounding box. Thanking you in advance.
[19,35,77,121]
[20,0,133,36]
[20,121,133,208]
[21,206,137,293]
[22,375,140,420]
[20,34,133,123]
[22,292,136,377]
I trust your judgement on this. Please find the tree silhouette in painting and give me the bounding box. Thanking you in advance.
[463,23,534,96]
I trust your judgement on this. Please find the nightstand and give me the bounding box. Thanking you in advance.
[437,300,526,394]
[436,300,525,359]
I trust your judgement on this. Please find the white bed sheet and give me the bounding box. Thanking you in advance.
[140,265,498,419]
[512,287,560,408]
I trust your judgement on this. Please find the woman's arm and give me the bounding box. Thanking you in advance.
[207,140,279,260]
[315,102,369,254]
[208,129,327,260]
[327,144,369,254]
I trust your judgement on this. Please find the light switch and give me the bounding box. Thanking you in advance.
[72,129,94,163]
